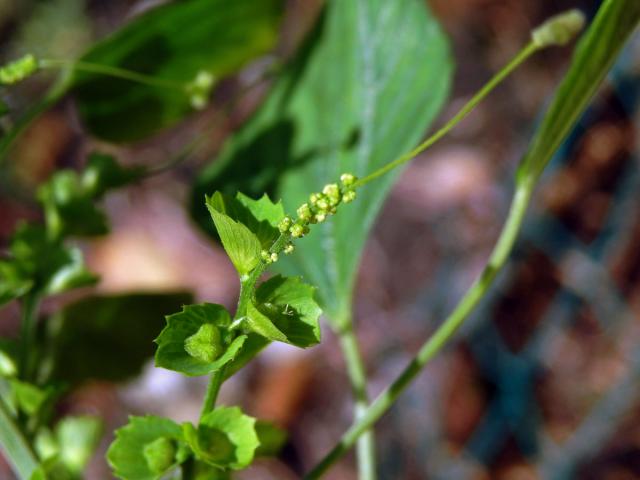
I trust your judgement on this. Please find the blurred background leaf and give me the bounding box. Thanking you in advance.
[192,0,453,321]
[71,0,284,142]
[45,292,192,386]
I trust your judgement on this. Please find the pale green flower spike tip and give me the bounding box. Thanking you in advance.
[283,172,358,242]
[186,70,215,110]
[532,9,586,48]
[0,54,38,85]
[261,250,279,264]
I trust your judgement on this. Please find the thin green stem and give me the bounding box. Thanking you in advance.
[145,64,278,178]
[18,294,40,381]
[39,59,185,91]
[337,322,376,480]
[304,179,535,479]
[200,365,227,420]
[0,395,38,480]
[353,42,539,189]
[199,234,289,417]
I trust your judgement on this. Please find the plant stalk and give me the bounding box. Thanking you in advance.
[305,179,535,479]
[0,395,38,479]
[200,365,227,420]
[199,234,290,418]
[337,321,376,480]
[18,294,40,381]
[39,59,186,91]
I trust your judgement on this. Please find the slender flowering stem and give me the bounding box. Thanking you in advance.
[303,13,591,474]
[199,234,290,417]
[305,179,535,479]
[19,294,40,381]
[337,319,376,480]
[353,42,539,189]
[0,396,38,480]
[39,59,186,91]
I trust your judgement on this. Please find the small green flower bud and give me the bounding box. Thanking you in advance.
[314,212,327,223]
[184,324,224,363]
[284,243,294,254]
[290,224,304,238]
[531,9,585,48]
[270,252,278,263]
[297,203,312,222]
[186,71,215,110]
[342,190,356,203]
[278,216,292,233]
[143,437,177,474]
[309,193,320,205]
[340,173,357,187]
[316,195,330,211]
[290,223,307,238]
[322,183,341,206]
[0,54,38,86]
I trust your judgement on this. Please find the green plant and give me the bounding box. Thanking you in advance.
[0,0,638,479]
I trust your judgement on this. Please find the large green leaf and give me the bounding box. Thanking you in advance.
[517,0,640,183]
[47,292,192,385]
[193,0,452,321]
[246,275,321,347]
[72,0,283,142]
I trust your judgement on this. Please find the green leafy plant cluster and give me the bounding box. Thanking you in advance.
[0,151,191,479]
[0,0,638,479]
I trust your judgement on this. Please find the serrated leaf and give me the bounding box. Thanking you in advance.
[517,0,640,183]
[81,152,145,197]
[222,333,270,380]
[155,303,246,377]
[206,197,262,276]
[182,406,258,470]
[255,420,286,457]
[107,416,190,480]
[207,191,284,250]
[47,292,192,385]
[246,275,321,348]
[72,0,284,142]
[193,0,452,321]
[245,303,288,343]
[235,193,285,244]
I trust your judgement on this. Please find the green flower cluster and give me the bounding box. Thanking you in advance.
[260,173,358,265]
[0,54,38,85]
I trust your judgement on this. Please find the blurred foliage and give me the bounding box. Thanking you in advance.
[12,0,92,60]
[72,0,284,142]
[47,292,193,386]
